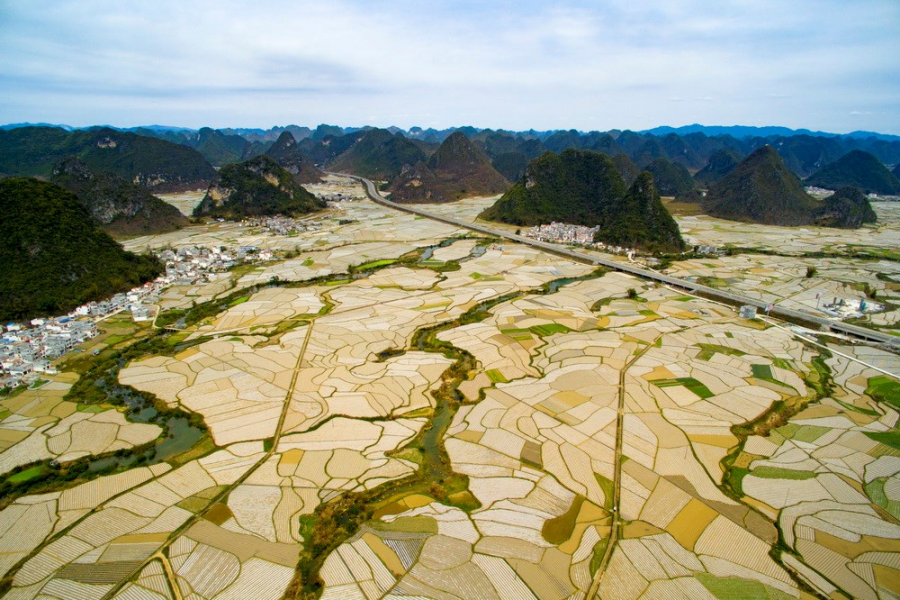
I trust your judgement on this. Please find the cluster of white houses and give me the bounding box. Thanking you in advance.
[523,222,642,256]
[1,318,98,385]
[243,215,323,237]
[1,244,275,389]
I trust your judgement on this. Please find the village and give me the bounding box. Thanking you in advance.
[523,221,719,257]
[0,243,277,390]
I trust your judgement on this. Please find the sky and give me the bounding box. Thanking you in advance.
[1,0,898,134]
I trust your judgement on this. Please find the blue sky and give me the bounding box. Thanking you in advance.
[1,0,898,133]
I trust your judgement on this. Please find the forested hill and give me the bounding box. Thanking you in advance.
[0,178,163,321]
[387,132,509,203]
[480,149,686,252]
[702,146,876,228]
[805,150,900,195]
[702,146,819,225]
[51,158,188,236]
[194,156,326,219]
[0,126,216,192]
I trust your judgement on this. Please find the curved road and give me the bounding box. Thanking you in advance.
[349,175,899,349]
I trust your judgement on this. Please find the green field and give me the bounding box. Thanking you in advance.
[228,295,250,307]
[751,364,773,380]
[866,376,900,409]
[486,369,508,383]
[499,328,533,341]
[865,430,900,451]
[529,323,571,336]
[696,573,793,600]
[650,377,714,399]
[751,363,793,389]
[7,465,46,483]
[750,466,817,480]
[792,425,829,443]
[696,343,746,361]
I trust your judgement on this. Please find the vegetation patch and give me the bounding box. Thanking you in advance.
[356,259,397,271]
[529,323,571,336]
[750,466,817,480]
[866,478,900,520]
[6,465,47,484]
[751,363,793,389]
[834,398,879,416]
[594,473,615,510]
[542,495,584,545]
[486,369,508,384]
[866,376,900,409]
[696,344,746,361]
[791,425,830,444]
[696,573,793,600]
[228,294,250,307]
[650,377,714,399]
[864,430,900,452]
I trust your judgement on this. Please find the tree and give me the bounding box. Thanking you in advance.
[806,266,817,278]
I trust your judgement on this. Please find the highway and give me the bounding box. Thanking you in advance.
[349,174,900,349]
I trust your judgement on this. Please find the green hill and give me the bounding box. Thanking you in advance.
[702,146,820,226]
[388,132,509,203]
[194,156,326,219]
[51,158,188,236]
[770,134,844,178]
[611,154,640,187]
[805,150,900,195]
[605,173,687,252]
[644,157,695,196]
[330,128,426,180]
[588,134,622,156]
[694,149,741,186]
[492,152,529,182]
[265,132,323,184]
[632,138,668,168]
[813,187,877,228]
[0,126,216,192]
[189,127,251,166]
[479,149,685,252]
[0,178,163,321]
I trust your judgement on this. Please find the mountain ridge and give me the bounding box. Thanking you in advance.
[50,158,188,236]
[387,132,508,203]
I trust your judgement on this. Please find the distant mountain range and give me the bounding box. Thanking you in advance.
[1,121,895,236]
[5,121,898,142]
[640,124,900,142]
[0,126,215,192]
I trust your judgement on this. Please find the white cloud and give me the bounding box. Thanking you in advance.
[0,0,897,132]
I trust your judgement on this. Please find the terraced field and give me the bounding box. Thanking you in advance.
[0,175,897,600]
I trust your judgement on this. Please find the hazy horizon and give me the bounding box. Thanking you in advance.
[1,0,898,134]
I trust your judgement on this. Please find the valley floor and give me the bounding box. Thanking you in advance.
[0,177,898,600]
